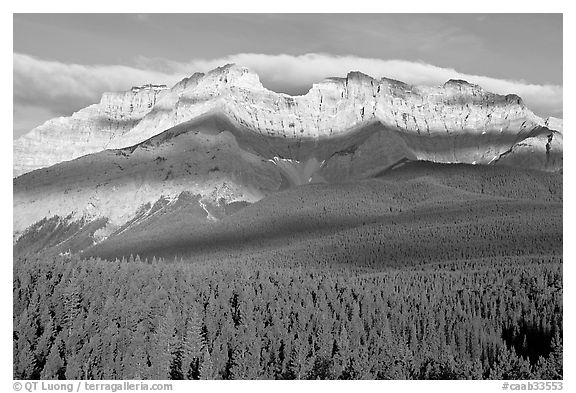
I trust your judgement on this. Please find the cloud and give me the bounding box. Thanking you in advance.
[13,53,184,116]
[14,52,562,138]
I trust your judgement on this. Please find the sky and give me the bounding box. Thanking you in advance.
[13,13,563,138]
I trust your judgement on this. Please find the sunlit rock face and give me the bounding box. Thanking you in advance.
[14,64,562,177]
[13,84,168,177]
[494,117,563,171]
[13,122,278,235]
[13,64,563,245]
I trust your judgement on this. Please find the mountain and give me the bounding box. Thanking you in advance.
[14,112,279,237]
[12,63,564,383]
[13,64,563,256]
[14,64,562,177]
[13,84,168,177]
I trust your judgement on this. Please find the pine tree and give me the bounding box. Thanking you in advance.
[36,318,55,365]
[334,326,351,379]
[199,348,214,380]
[129,345,150,379]
[489,346,532,380]
[229,322,262,379]
[152,306,177,379]
[181,306,204,379]
[288,334,314,380]
[40,340,64,380]
[17,340,37,379]
[62,275,82,332]
[65,354,82,380]
[533,334,562,379]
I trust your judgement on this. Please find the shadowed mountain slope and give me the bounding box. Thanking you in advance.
[13,65,563,261]
[80,162,562,265]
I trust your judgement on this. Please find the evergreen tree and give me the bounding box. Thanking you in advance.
[489,346,532,380]
[62,275,82,332]
[40,340,64,380]
[199,348,214,380]
[181,306,204,379]
[35,317,55,365]
[17,340,37,379]
[533,334,562,379]
[65,354,82,380]
[128,345,150,379]
[152,306,177,379]
[334,326,351,379]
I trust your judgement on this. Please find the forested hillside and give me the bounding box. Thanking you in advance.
[14,254,562,380]
[13,163,562,380]
[84,162,562,263]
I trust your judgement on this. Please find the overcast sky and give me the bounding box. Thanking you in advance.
[13,13,563,138]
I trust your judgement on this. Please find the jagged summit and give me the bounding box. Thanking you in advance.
[14,64,562,177]
[130,84,168,93]
[200,63,264,90]
[345,71,374,82]
[443,79,478,87]
[13,63,563,249]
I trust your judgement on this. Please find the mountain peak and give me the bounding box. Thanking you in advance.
[444,79,470,85]
[130,84,168,93]
[14,63,562,178]
[195,63,264,91]
[346,71,376,83]
[208,63,256,78]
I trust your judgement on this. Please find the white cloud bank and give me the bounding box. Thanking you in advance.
[14,52,562,137]
[13,53,184,115]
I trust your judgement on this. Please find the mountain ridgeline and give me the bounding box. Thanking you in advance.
[14,65,562,178]
[13,64,563,380]
[14,64,563,256]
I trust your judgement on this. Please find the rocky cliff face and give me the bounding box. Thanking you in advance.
[108,66,561,166]
[13,84,168,177]
[14,64,562,177]
[14,64,563,246]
